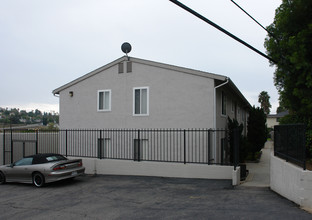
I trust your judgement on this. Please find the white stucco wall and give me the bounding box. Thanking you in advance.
[70,157,240,185]
[59,60,215,129]
[270,152,312,209]
[215,87,248,134]
[267,117,279,128]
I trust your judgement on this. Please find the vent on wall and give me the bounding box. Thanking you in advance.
[118,62,124,73]
[118,61,132,73]
[127,61,132,73]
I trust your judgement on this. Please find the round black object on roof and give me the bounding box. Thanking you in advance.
[121,42,132,54]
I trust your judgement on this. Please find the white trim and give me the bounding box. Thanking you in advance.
[97,89,111,112]
[133,87,149,116]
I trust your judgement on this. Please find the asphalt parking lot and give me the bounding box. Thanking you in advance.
[0,175,311,220]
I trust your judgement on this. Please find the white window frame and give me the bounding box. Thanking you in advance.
[133,87,149,116]
[97,90,111,112]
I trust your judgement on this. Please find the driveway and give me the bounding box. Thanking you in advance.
[0,175,311,220]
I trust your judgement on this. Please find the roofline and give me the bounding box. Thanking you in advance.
[227,78,252,109]
[53,56,125,95]
[52,56,226,95]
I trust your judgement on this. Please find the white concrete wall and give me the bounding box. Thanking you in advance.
[270,152,312,209]
[70,157,240,185]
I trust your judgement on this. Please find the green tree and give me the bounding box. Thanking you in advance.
[9,113,20,124]
[258,91,271,114]
[228,117,247,163]
[265,0,312,158]
[247,106,267,160]
[264,0,312,117]
[35,109,42,116]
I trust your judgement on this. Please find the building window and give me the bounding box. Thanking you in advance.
[221,91,227,116]
[133,87,149,116]
[98,90,111,111]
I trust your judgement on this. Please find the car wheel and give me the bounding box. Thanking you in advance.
[33,172,45,187]
[0,172,5,184]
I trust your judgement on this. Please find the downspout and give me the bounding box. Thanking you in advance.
[213,78,229,129]
[213,77,229,163]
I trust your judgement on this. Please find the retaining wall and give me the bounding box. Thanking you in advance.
[70,157,240,185]
[270,152,312,209]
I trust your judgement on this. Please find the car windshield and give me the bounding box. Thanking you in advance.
[45,155,67,162]
[14,157,33,166]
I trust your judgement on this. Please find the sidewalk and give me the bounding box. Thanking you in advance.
[241,141,273,187]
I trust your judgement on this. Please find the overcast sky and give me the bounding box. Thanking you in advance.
[0,0,281,113]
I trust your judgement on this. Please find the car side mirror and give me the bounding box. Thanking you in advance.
[9,163,14,168]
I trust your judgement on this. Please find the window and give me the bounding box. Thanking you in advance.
[231,100,235,113]
[98,90,111,111]
[14,157,33,166]
[221,91,227,116]
[133,87,149,116]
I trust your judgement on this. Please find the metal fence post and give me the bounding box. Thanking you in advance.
[23,142,25,158]
[99,130,102,159]
[184,129,186,164]
[138,129,140,162]
[303,125,306,170]
[233,127,239,170]
[35,130,38,154]
[10,129,13,164]
[3,129,5,165]
[208,129,211,165]
[65,129,68,157]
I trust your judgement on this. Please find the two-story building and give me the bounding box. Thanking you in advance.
[52,56,250,182]
[53,56,250,131]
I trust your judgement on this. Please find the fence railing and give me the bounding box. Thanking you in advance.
[2,128,239,167]
[274,124,306,170]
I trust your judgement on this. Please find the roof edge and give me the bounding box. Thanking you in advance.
[52,56,127,95]
[53,56,227,95]
[227,78,252,109]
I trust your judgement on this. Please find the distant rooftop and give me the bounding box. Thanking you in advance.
[267,111,289,118]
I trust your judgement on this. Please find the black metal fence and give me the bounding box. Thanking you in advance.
[274,124,306,170]
[2,129,59,164]
[2,128,239,167]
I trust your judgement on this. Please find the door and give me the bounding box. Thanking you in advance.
[5,157,33,182]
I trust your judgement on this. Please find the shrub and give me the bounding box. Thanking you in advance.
[247,106,267,160]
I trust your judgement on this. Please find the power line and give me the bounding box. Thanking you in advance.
[169,0,276,63]
[230,0,276,38]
